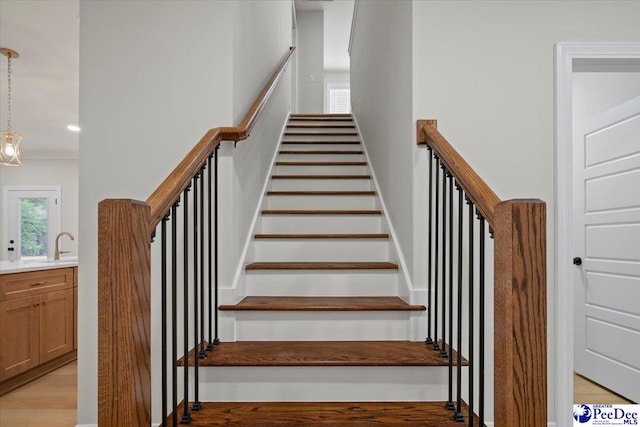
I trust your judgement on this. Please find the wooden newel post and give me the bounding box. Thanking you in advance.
[98,199,152,426]
[494,199,547,427]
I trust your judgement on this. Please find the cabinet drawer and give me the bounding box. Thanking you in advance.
[0,268,74,301]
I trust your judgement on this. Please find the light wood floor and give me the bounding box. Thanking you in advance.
[0,363,633,425]
[574,373,634,404]
[0,361,77,427]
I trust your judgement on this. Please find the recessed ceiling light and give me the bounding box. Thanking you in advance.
[67,125,81,132]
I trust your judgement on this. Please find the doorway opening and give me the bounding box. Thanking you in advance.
[555,43,640,421]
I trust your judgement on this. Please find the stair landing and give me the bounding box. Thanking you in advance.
[171,401,479,426]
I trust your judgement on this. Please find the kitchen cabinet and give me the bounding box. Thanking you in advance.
[0,267,76,391]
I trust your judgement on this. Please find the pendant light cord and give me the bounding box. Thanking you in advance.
[6,54,12,132]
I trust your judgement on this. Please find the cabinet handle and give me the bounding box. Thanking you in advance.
[30,281,48,287]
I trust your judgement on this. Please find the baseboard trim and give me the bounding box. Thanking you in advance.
[351,114,415,297]
[229,113,289,294]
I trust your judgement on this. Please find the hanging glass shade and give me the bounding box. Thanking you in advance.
[0,48,22,166]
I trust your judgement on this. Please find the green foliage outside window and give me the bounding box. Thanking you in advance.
[20,198,48,257]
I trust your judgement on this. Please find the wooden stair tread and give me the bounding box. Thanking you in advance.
[168,401,478,425]
[289,117,354,121]
[275,161,367,166]
[254,233,389,239]
[291,113,352,117]
[267,191,375,196]
[270,175,371,179]
[287,124,355,128]
[279,150,363,154]
[220,296,424,311]
[182,341,465,367]
[285,132,358,136]
[246,262,398,270]
[261,209,381,215]
[282,141,360,144]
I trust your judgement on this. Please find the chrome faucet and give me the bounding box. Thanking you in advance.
[54,232,75,260]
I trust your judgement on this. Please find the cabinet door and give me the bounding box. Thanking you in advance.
[0,296,39,381]
[39,289,74,363]
[73,287,78,350]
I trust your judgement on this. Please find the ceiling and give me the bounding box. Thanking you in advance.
[0,0,352,158]
[295,0,354,71]
[0,0,79,158]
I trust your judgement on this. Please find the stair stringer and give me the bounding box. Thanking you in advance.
[217,113,290,342]
[351,115,427,341]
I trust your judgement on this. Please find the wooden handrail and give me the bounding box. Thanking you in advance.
[99,47,295,426]
[146,47,296,228]
[417,120,500,227]
[417,119,547,426]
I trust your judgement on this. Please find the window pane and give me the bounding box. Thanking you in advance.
[20,198,48,258]
[329,88,351,113]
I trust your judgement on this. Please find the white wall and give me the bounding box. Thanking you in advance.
[0,159,79,259]
[323,0,354,71]
[296,11,324,113]
[79,0,292,423]
[411,1,640,423]
[350,0,414,283]
[232,1,293,124]
[79,1,234,423]
[225,0,293,287]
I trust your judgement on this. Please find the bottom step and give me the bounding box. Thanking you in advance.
[172,401,479,425]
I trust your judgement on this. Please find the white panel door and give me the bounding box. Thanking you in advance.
[573,96,640,402]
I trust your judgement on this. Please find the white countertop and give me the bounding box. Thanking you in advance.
[0,257,78,275]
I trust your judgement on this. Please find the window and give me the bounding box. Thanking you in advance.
[3,186,61,261]
[326,84,351,114]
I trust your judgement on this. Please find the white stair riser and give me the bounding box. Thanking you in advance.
[246,270,398,296]
[269,178,372,191]
[280,144,362,151]
[274,165,367,175]
[266,194,376,210]
[234,311,411,340]
[196,366,450,402]
[277,153,366,162]
[277,153,365,162]
[260,215,382,233]
[283,135,360,142]
[287,120,354,126]
[253,239,389,262]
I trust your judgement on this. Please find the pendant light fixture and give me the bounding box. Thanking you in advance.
[0,48,22,166]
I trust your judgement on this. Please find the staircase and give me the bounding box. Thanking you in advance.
[179,114,468,424]
[98,49,547,426]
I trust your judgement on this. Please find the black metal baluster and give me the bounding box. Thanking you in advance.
[467,199,475,427]
[171,202,178,427]
[446,172,454,410]
[199,164,206,359]
[426,148,434,345]
[207,154,214,352]
[477,213,486,427]
[433,156,440,351]
[213,146,220,346]
[440,165,448,358]
[182,186,191,424]
[161,216,168,426]
[192,176,201,412]
[454,186,464,423]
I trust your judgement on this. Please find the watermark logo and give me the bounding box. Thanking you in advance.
[573,405,639,426]
[574,405,593,423]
